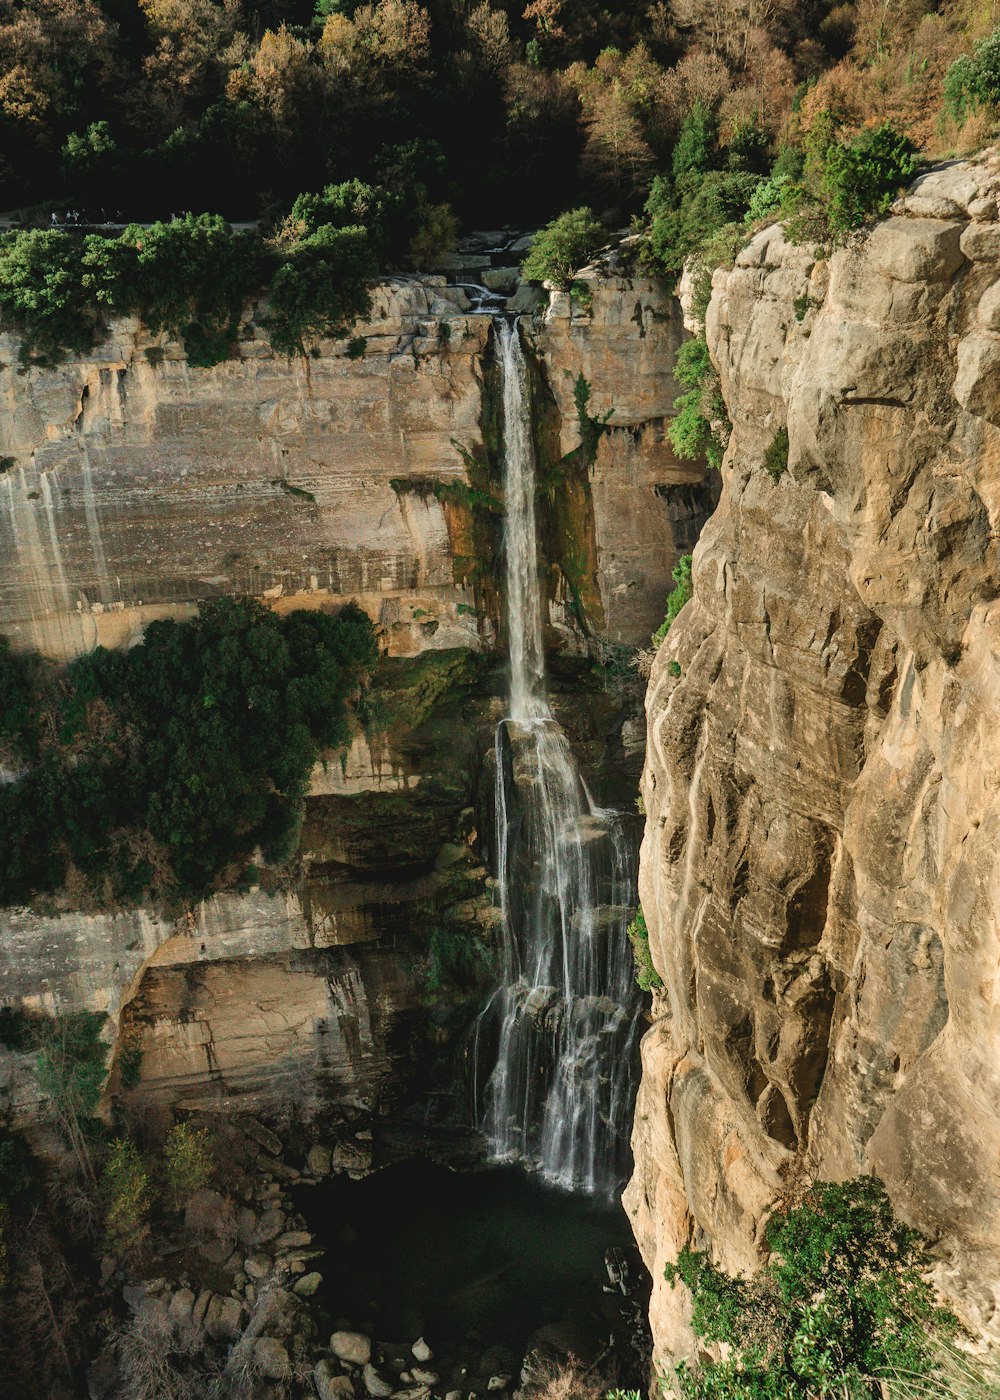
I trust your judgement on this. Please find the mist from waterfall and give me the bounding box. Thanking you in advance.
[475,320,641,1197]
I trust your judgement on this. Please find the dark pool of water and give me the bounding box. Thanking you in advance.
[299,1159,648,1382]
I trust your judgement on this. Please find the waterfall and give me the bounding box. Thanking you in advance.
[476,320,642,1197]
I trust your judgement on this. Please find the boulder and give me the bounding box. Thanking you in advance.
[363,1363,395,1397]
[411,1338,433,1363]
[254,1337,291,1381]
[191,1289,212,1330]
[167,1288,196,1327]
[331,1331,372,1366]
[275,1230,312,1250]
[254,1208,286,1244]
[293,1271,323,1296]
[307,1144,332,1176]
[244,1252,271,1280]
[316,1361,356,1400]
[204,1294,243,1342]
[240,1117,284,1157]
[865,216,965,284]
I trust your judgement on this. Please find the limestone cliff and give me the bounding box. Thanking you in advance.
[627,155,1000,1365]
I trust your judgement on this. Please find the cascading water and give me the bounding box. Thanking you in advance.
[475,320,642,1197]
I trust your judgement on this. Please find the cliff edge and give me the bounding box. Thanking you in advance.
[627,152,1000,1366]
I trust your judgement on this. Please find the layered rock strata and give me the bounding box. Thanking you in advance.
[0,269,702,660]
[627,154,1000,1363]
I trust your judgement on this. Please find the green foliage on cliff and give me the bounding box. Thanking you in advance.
[101,1138,151,1261]
[83,214,273,367]
[0,600,377,908]
[763,427,789,480]
[266,222,377,357]
[652,555,693,648]
[666,1178,955,1399]
[521,208,606,288]
[0,211,383,365]
[669,337,729,471]
[0,230,101,363]
[944,28,1000,121]
[626,908,662,991]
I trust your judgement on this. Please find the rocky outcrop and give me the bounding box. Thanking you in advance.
[628,153,1000,1365]
[537,261,714,647]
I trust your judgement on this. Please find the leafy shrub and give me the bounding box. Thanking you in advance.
[409,201,459,269]
[666,1177,955,1399]
[0,599,377,906]
[521,207,606,287]
[649,171,759,277]
[102,1137,151,1261]
[627,908,662,991]
[0,230,99,363]
[763,427,789,479]
[944,28,1000,123]
[745,174,792,225]
[652,555,693,647]
[92,214,271,367]
[267,223,376,356]
[822,122,918,234]
[672,103,719,187]
[669,336,729,469]
[161,1123,212,1212]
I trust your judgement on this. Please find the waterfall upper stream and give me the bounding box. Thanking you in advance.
[476,320,642,1197]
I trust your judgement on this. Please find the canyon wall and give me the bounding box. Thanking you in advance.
[0,264,706,1131]
[0,266,694,660]
[626,156,1000,1364]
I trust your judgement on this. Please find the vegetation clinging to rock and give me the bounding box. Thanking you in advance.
[521,208,606,288]
[0,598,377,908]
[665,1178,956,1399]
[652,555,694,648]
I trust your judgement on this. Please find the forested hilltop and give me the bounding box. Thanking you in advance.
[0,0,999,369]
[1,0,999,228]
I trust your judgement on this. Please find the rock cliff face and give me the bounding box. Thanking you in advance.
[0,269,699,659]
[627,155,1000,1364]
[0,265,708,1134]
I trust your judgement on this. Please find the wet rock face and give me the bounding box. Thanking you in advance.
[627,153,1000,1365]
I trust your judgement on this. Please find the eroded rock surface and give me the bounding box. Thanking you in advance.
[628,153,1000,1365]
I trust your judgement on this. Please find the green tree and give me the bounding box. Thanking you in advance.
[0,230,97,363]
[669,336,729,469]
[944,27,1000,123]
[267,222,376,356]
[822,122,917,234]
[34,1012,108,1187]
[102,1137,151,1262]
[672,102,718,187]
[652,554,693,647]
[161,1122,212,1212]
[521,206,606,287]
[83,214,271,367]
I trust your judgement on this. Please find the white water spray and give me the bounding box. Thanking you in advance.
[476,321,641,1196]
